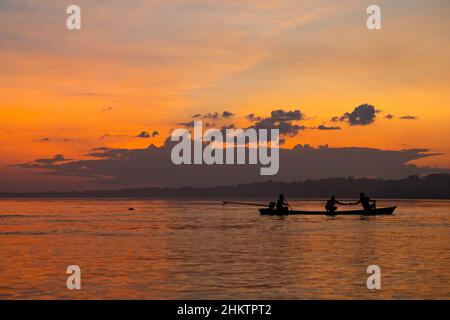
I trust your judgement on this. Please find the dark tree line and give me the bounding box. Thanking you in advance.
[1,174,449,199]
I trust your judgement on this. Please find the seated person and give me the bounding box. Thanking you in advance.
[325,196,346,213]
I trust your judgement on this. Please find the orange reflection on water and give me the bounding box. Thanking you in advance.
[0,199,449,299]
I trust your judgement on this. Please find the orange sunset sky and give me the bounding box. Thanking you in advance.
[0,0,449,191]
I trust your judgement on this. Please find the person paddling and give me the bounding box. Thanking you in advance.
[351,192,376,210]
[325,196,347,213]
[276,194,290,212]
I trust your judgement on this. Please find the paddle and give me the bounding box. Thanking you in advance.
[222,201,270,207]
[285,200,293,211]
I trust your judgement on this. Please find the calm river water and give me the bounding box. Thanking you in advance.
[0,199,448,299]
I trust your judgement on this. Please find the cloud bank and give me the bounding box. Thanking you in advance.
[12,143,448,189]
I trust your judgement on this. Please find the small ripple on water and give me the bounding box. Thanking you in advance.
[0,214,63,219]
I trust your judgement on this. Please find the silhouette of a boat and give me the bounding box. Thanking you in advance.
[259,206,396,216]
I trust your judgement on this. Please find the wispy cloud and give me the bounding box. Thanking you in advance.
[399,115,418,120]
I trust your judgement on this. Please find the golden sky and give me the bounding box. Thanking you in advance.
[0,0,449,190]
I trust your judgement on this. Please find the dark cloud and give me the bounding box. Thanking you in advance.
[37,137,76,142]
[251,118,304,136]
[270,109,302,121]
[178,121,215,128]
[334,104,379,126]
[191,111,235,120]
[100,134,126,139]
[250,109,304,136]
[246,113,262,122]
[331,116,339,122]
[134,130,159,138]
[102,106,113,112]
[190,109,306,139]
[179,109,303,137]
[221,111,234,118]
[14,154,71,168]
[202,112,220,120]
[87,147,131,159]
[384,114,418,120]
[35,154,69,164]
[399,115,418,120]
[221,124,236,130]
[136,131,151,138]
[13,144,448,188]
[317,124,341,130]
[177,121,198,128]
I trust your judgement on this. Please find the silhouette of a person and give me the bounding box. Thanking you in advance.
[325,196,346,213]
[352,192,376,210]
[276,194,289,211]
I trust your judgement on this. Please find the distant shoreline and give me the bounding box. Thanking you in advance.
[1,174,449,199]
[0,195,450,201]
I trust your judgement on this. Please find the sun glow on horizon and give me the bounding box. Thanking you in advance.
[0,0,449,190]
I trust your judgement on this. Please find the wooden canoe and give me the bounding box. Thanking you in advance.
[259,206,396,216]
